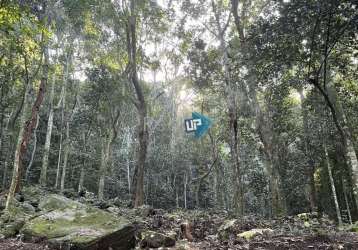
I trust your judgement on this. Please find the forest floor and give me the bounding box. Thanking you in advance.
[1,187,358,249]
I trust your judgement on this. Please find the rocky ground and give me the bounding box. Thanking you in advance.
[1,186,358,249]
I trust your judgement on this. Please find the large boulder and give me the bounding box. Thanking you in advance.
[140,230,176,248]
[22,194,135,250]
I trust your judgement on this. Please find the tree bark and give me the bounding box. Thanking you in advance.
[78,132,86,193]
[298,89,317,212]
[98,134,112,200]
[1,112,11,190]
[342,177,352,225]
[6,47,48,209]
[184,172,187,209]
[98,139,106,200]
[126,0,148,208]
[55,52,69,189]
[212,0,242,216]
[2,161,8,191]
[40,65,57,186]
[60,120,70,193]
[324,144,343,227]
[25,113,39,181]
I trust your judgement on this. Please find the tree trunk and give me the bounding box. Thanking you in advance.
[133,107,148,207]
[2,161,8,191]
[195,179,201,209]
[342,177,352,225]
[98,134,112,200]
[98,139,106,200]
[40,68,56,186]
[78,164,85,193]
[25,113,39,181]
[264,157,281,217]
[55,121,63,189]
[127,156,131,195]
[212,1,242,215]
[184,172,187,209]
[126,0,148,208]
[6,47,48,209]
[78,132,86,193]
[298,90,317,212]
[55,53,68,189]
[60,120,70,193]
[324,144,343,227]
[1,112,11,190]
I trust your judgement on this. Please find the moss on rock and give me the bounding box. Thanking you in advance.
[21,194,135,249]
[237,228,274,241]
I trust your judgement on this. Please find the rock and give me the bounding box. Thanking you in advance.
[107,206,120,214]
[136,205,155,217]
[218,219,237,240]
[20,202,36,214]
[2,198,36,221]
[219,219,237,231]
[62,189,77,199]
[94,200,111,210]
[15,193,25,202]
[0,219,25,238]
[38,194,85,211]
[175,240,193,250]
[22,194,136,250]
[140,230,176,248]
[237,228,274,241]
[349,221,358,233]
[21,186,48,206]
[112,197,125,207]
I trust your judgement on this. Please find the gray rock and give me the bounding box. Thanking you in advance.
[140,230,176,248]
[22,194,136,250]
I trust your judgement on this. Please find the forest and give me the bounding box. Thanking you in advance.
[0,0,358,249]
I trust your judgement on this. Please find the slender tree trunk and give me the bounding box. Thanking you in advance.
[324,144,343,227]
[1,112,11,190]
[212,1,242,215]
[195,178,201,209]
[98,135,112,200]
[25,113,39,181]
[60,120,69,193]
[2,161,8,191]
[265,158,281,217]
[55,55,68,189]
[127,156,131,195]
[6,46,48,209]
[78,164,85,193]
[55,119,63,189]
[98,139,106,200]
[215,164,223,209]
[342,177,352,225]
[40,68,56,186]
[299,90,317,212]
[0,110,4,170]
[78,132,86,193]
[55,123,63,189]
[126,0,148,207]
[184,172,187,209]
